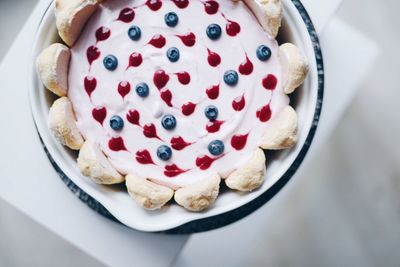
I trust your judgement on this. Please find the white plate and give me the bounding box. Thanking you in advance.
[29,0,324,233]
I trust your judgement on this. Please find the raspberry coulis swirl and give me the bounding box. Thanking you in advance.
[68,0,288,188]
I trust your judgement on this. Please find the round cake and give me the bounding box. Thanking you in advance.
[36,0,309,212]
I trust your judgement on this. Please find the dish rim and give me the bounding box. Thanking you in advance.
[29,0,324,234]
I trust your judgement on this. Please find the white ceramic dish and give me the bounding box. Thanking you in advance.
[29,0,323,233]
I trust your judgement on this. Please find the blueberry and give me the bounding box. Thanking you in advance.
[165,12,179,27]
[135,82,149,97]
[157,145,172,161]
[208,140,225,156]
[204,105,218,121]
[206,24,222,40]
[167,47,180,62]
[110,115,124,131]
[161,114,176,130]
[103,55,118,71]
[256,45,271,61]
[223,70,239,86]
[128,25,141,41]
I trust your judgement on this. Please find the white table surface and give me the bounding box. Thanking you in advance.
[173,16,379,266]
[0,1,188,267]
[0,0,378,266]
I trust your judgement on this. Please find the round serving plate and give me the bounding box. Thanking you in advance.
[29,0,324,233]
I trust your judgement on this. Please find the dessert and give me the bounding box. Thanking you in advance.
[36,0,309,212]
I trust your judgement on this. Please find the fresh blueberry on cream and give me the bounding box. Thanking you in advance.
[110,115,124,131]
[167,47,180,62]
[161,114,177,130]
[157,145,172,161]
[204,105,218,121]
[103,55,118,71]
[128,25,141,41]
[256,45,272,61]
[208,140,225,156]
[135,82,149,97]
[223,70,238,86]
[206,24,222,40]
[165,12,179,27]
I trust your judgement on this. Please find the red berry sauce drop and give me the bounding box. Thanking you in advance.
[204,0,219,15]
[232,94,245,111]
[176,32,196,47]
[226,19,241,36]
[126,109,140,126]
[109,137,127,152]
[92,107,107,125]
[196,154,223,170]
[176,71,191,85]
[256,104,272,122]
[84,76,97,97]
[206,120,224,133]
[206,84,219,100]
[153,70,170,89]
[262,74,278,90]
[239,56,253,75]
[145,0,162,11]
[149,34,166,48]
[172,0,189,9]
[181,102,196,116]
[118,81,131,98]
[95,27,111,42]
[128,52,143,68]
[87,46,100,65]
[207,48,221,67]
[136,149,156,165]
[171,136,192,150]
[164,164,188,177]
[160,89,173,107]
[231,133,249,150]
[117,8,135,22]
[143,123,162,140]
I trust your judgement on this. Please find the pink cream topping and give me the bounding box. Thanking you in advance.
[67,0,288,188]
